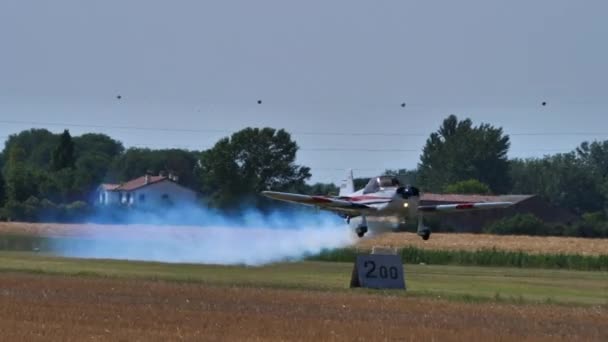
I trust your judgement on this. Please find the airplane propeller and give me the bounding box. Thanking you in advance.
[396,185,420,199]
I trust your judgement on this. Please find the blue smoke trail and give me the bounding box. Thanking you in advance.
[50,204,355,266]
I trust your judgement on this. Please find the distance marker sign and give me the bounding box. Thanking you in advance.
[350,254,406,289]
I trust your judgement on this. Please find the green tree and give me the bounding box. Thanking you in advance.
[73,133,124,159]
[575,140,608,212]
[384,168,418,186]
[444,179,491,194]
[303,182,339,196]
[51,129,75,171]
[418,115,510,193]
[510,153,603,214]
[576,141,608,177]
[69,134,124,201]
[5,146,39,202]
[0,168,5,207]
[353,177,370,191]
[1,129,58,170]
[198,127,310,209]
[1,130,125,205]
[484,213,550,236]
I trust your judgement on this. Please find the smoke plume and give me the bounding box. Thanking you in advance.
[51,204,356,266]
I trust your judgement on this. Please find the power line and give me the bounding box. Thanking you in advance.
[0,136,576,154]
[2,119,608,138]
[0,119,229,134]
[132,143,572,153]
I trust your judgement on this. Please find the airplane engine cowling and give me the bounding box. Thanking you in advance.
[391,185,420,217]
[396,185,420,199]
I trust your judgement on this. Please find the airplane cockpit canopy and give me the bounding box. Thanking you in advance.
[363,176,401,194]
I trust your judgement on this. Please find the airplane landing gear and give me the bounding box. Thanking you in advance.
[355,215,368,238]
[355,226,368,238]
[417,228,431,240]
[416,215,431,241]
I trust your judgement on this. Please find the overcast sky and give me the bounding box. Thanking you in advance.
[1,0,607,184]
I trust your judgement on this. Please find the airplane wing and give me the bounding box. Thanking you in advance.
[261,191,376,215]
[418,202,513,213]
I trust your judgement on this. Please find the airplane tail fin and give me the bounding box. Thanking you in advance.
[339,169,355,196]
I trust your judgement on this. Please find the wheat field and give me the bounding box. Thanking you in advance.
[357,232,608,256]
[1,222,607,256]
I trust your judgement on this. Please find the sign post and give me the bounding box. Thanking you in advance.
[350,250,406,289]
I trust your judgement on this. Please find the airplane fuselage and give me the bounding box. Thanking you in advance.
[339,186,418,218]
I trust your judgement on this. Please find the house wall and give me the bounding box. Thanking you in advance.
[106,191,121,205]
[98,190,121,205]
[127,180,197,208]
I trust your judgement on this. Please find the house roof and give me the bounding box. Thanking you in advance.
[421,193,534,204]
[101,175,168,192]
[101,183,120,191]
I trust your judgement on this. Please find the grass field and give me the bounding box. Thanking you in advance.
[2,273,606,341]
[313,246,608,271]
[0,251,606,341]
[1,222,607,339]
[1,251,606,306]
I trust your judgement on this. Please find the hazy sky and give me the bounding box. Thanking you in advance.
[1,1,607,184]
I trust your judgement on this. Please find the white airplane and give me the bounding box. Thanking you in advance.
[262,170,513,240]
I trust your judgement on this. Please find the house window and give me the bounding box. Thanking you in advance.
[139,194,146,202]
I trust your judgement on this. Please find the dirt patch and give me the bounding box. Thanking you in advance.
[358,232,608,256]
[0,273,605,341]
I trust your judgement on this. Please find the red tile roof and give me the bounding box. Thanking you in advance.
[116,175,167,191]
[101,183,120,191]
[101,176,168,192]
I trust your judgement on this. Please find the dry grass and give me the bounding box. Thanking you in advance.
[0,222,198,238]
[1,222,607,256]
[0,273,605,341]
[358,232,608,256]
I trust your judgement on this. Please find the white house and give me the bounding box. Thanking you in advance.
[97,174,198,208]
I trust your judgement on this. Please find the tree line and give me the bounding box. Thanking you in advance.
[1,115,608,236]
[0,127,316,221]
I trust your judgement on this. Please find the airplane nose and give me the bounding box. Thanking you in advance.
[396,186,420,199]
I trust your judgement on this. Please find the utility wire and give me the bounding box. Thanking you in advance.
[0,135,575,154]
[2,119,608,138]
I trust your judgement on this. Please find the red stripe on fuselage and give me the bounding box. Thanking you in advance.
[311,196,333,203]
[345,195,392,202]
[455,203,474,209]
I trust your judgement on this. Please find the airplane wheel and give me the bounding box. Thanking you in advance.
[418,229,431,241]
[355,226,368,238]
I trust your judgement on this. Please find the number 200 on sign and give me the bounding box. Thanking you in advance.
[363,260,399,279]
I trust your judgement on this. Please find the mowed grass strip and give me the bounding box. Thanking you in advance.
[0,251,606,306]
[2,234,606,271]
[312,246,608,271]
